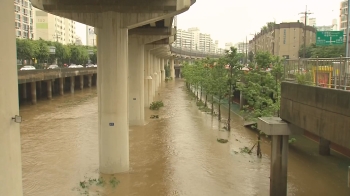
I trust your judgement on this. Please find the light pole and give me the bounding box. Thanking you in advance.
[346,0,350,57]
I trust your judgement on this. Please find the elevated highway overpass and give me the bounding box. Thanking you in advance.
[1,0,197,194]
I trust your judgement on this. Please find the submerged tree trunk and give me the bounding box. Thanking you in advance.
[218,98,221,120]
[200,86,203,101]
[211,95,214,114]
[196,85,199,100]
[205,94,208,107]
[257,134,262,158]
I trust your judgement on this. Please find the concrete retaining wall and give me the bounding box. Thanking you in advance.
[280,82,350,149]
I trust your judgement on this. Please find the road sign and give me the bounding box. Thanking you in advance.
[316,31,344,46]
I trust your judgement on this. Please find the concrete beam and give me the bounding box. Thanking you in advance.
[129,27,175,36]
[32,0,194,29]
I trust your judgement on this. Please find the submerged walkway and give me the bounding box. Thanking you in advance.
[20,79,350,196]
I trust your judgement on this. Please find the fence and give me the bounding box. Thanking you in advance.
[284,57,350,90]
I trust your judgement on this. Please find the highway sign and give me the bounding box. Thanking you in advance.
[316,31,344,46]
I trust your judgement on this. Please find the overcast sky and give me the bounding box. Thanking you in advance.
[76,0,342,47]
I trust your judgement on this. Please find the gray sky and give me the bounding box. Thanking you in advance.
[76,0,342,47]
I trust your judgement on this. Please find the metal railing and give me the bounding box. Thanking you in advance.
[169,45,224,59]
[284,57,350,90]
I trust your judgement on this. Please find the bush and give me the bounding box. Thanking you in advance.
[149,101,164,110]
[295,71,313,85]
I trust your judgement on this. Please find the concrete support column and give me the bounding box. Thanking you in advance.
[47,80,52,99]
[319,137,331,155]
[96,12,129,174]
[151,55,156,98]
[154,57,160,90]
[161,58,165,82]
[59,78,64,95]
[170,59,175,78]
[270,135,289,196]
[79,75,84,90]
[70,76,75,93]
[88,75,92,87]
[0,1,23,194]
[31,81,37,104]
[37,81,42,98]
[144,49,151,107]
[128,37,145,125]
[157,58,161,87]
[22,83,27,100]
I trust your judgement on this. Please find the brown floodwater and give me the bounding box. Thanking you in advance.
[20,80,350,196]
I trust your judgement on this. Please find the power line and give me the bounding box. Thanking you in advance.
[299,5,313,58]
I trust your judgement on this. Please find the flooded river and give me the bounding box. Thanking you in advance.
[20,80,350,196]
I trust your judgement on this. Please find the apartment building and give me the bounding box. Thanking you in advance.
[173,27,223,53]
[86,25,97,46]
[35,9,76,44]
[249,22,316,59]
[340,0,348,32]
[14,0,35,39]
[234,42,248,54]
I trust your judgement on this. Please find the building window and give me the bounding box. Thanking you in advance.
[283,29,286,44]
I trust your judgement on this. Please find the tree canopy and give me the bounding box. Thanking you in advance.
[16,38,97,65]
[298,44,345,58]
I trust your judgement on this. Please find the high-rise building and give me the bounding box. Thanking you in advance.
[340,0,348,32]
[173,27,224,53]
[225,42,233,50]
[249,22,316,59]
[332,19,338,30]
[35,9,76,44]
[14,0,35,39]
[300,16,316,27]
[86,25,97,46]
[234,42,248,54]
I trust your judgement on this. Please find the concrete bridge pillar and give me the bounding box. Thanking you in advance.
[59,78,64,95]
[319,137,331,155]
[170,59,175,79]
[31,81,37,104]
[88,75,92,87]
[0,0,24,194]
[22,83,27,100]
[155,57,160,90]
[70,76,75,93]
[151,55,156,98]
[47,80,52,99]
[128,37,145,126]
[96,12,129,174]
[79,75,84,90]
[144,49,153,107]
[37,81,42,98]
[161,58,165,81]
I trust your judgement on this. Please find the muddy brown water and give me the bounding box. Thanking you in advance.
[20,80,350,196]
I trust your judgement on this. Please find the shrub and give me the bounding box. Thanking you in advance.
[149,101,164,110]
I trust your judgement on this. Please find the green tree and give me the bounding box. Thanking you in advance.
[32,39,49,64]
[248,51,254,62]
[238,51,283,157]
[221,47,243,130]
[16,38,34,64]
[299,44,345,58]
[211,60,229,121]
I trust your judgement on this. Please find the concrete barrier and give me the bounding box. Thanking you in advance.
[17,68,97,84]
[280,82,350,149]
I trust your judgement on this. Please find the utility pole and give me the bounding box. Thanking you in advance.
[346,0,350,57]
[53,33,61,42]
[299,6,313,58]
[245,36,248,64]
